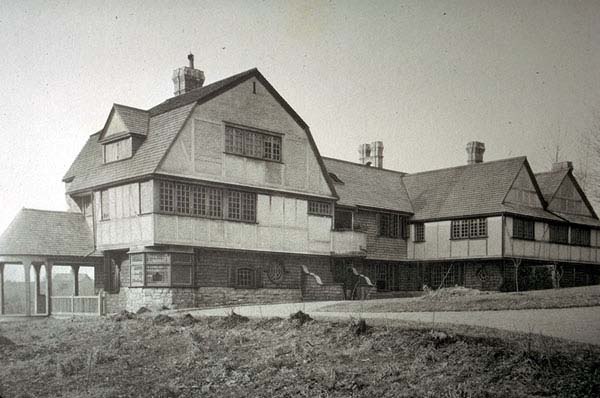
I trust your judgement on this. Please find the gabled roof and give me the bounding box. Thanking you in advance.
[99,104,149,141]
[535,169,569,203]
[322,158,412,213]
[63,68,337,198]
[0,209,96,257]
[403,157,545,221]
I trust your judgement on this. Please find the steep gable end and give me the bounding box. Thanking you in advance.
[548,173,596,218]
[503,163,544,209]
[157,72,336,198]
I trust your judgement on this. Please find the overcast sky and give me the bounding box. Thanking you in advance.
[1,1,599,278]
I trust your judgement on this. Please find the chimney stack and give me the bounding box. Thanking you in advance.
[358,141,384,168]
[172,53,205,96]
[466,141,485,164]
[551,161,573,172]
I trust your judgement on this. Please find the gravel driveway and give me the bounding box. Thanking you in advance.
[189,302,600,346]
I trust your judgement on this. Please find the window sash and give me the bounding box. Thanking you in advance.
[158,180,256,222]
[451,218,487,239]
[513,218,535,240]
[308,201,332,217]
[414,223,425,242]
[379,213,407,239]
[549,224,569,244]
[225,125,281,161]
[571,227,590,246]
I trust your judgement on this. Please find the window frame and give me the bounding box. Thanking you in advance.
[450,218,487,240]
[378,213,409,239]
[549,223,569,244]
[570,226,591,247]
[308,201,332,217]
[513,218,535,241]
[414,222,425,242]
[224,124,283,162]
[157,180,257,223]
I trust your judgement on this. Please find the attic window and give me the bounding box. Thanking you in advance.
[225,125,282,162]
[103,137,132,163]
[329,173,344,184]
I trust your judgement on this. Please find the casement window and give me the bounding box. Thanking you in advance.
[549,224,569,244]
[103,138,132,163]
[450,218,487,239]
[308,201,332,217]
[158,180,256,223]
[237,268,254,288]
[130,252,193,287]
[570,226,591,246]
[414,223,425,242]
[513,218,535,240]
[101,190,110,220]
[225,125,282,161]
[379,213,409,239]
[334,209,353,230]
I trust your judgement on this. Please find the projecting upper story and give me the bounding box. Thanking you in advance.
[63,58,341,255]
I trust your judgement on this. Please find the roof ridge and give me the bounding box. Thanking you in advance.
[404,156,527,178]
[113,103,148,113]
[149,68,258,116]
[21,208,81,215]
[322,156,407,176]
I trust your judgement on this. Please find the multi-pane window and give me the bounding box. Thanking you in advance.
[159,181,175,212]
[571,227,591,246]
[334,210,353,230]
[101,190,110,220]
[379,213,409,239]
[451,218,487,239]
[158,180,256,222]
[414,223,425,242]
[513,218,535,240]
[237,268,253,288]
[549,224,569,244]
[225,125,282,161]
[308,201,332,217]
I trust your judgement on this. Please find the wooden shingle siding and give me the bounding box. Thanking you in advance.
[355,210,407,261]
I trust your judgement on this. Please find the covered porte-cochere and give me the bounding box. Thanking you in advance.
[0,208,103,316]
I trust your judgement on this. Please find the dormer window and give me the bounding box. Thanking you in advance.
[225,124,282,162]
[103,137,132,163]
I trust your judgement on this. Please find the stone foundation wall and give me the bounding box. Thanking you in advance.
[195,287,302,308]
[125,288,196,312]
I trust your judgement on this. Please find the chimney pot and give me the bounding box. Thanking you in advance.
[551,161,573,172]
[466,141,485,164]
[358,141,384,168]
[172,53,205,96]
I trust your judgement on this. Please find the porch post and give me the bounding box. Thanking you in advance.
[46,261,53,316]
[33,264,41,315]
[71,265,80,296]
[0,263,4,315]
[23,260,31,316]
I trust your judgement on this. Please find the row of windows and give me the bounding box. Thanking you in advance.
[159,181,257,222]
[225,125,282,161]
[513,218,592,246]
[308,201,332,216]
[450,218,487,239]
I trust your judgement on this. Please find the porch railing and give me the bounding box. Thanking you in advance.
[50,292,104,316]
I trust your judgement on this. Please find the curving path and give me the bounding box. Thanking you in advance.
[189,301,600,346]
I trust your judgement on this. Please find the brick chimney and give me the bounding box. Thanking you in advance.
[466,141,485,164]
[551,161,573,172]
[172,53,205,96]
[358,141,384,168]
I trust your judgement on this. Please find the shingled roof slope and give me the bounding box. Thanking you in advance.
[403,157,532,220]
[63,103,195,193]
[322,158,413,213]
[0,209,96,257]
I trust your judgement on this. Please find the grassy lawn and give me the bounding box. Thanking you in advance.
[319,285,600,313]
[1,311,599,397]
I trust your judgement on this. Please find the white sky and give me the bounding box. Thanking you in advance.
[1,1,599,271]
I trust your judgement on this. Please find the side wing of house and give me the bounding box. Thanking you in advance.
[547,174,596,218]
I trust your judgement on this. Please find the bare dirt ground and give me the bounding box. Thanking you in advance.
[1,312,599,397]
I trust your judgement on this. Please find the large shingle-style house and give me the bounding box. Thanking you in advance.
[1,56,599,314]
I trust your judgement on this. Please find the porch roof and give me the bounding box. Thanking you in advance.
[0,208,98,258]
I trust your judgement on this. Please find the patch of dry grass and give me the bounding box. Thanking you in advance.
[0,312,599,397]
[320,285,600,313]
